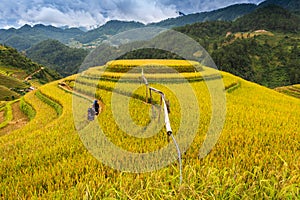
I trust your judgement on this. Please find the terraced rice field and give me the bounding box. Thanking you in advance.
[0,60,299,199]
[275,84,300,99]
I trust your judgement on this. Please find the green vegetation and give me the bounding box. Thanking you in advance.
[2,0,299,52]
[0,44,61,100]
[233,5,300,33]
[225,81,241,93]
[212,35,300,88]
[0,73,28,100]
[35,90,63,116]
[259,0,300,15]
[26,40,88,77]
[0,66,25,78]
[0,44,40,74]
[97,28,299,88]
[0,99,18,129]
[0,74,28,89]
[0,44,61,82]
[170,6,300,88]
[20,97,36,120]
[31,67,62,84]
[0,4,299,197]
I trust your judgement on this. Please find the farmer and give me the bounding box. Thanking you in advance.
[87,105,96,121]
[93,99,100,115]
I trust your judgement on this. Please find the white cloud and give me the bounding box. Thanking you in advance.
[0,0,265,29]
[103,0,177,23]
[18,6,105,27]
[159,0,264,13]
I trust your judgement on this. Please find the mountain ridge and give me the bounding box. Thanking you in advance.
[1,0,300,51]
[150,3,257,28]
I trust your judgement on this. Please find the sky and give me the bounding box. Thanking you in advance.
[0,0,264,29]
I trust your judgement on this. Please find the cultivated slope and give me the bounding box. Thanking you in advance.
[0,44,61,100]
[0,68,299,199]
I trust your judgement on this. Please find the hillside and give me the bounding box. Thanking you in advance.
[0,60,299,198]
[212,34,300,88]
[151,4,257,28]
[0,45,40,74]
[0,45,61,82]
[154,6,300,88]
[0,44,61,100]
[233,5,300,33]
[26,40,88,77]
[0,74,28,101]
[0,85,21,101]
[259,0,300,14]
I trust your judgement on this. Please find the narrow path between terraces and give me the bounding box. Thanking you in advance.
[0,110,4,124]
[58,81,105,112]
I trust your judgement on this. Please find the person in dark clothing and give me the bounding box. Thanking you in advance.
[93,99,100,115]
[87,106,96,121]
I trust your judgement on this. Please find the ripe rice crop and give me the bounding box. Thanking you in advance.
[0,61,299,199]
[105,59,203,73]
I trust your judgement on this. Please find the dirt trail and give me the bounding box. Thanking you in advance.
[0,111,4,124]
[0,101,29,136]
[59,82,105,110]
[25,67,44,81]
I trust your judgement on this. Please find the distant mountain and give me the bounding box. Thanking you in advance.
[259,0,300,14]
[1,0,300,52]
[0,24,84,51]
[26,40,88,77]
[75,20,145,44]
[233,5,300,33]
[150,4,257,28]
